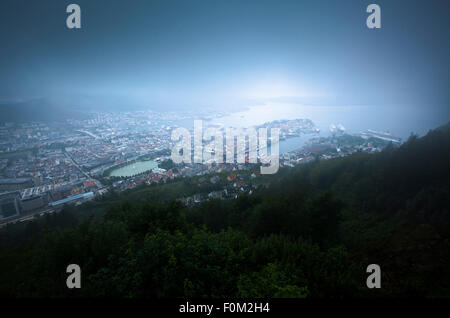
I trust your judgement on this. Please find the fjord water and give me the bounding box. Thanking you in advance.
[210,103,446,140]
[173,102,447,154]
[109,160,158,177]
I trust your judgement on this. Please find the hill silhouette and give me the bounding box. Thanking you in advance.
[0,98,88,123]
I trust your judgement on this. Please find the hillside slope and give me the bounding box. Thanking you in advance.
[0,123,449,297]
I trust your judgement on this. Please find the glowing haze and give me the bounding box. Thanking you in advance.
[0,0,449,122]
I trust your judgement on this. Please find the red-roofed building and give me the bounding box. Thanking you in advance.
[83,180,96,189]
[235,180,245,188]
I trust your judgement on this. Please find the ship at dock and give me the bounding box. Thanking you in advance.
[359,129,402,144]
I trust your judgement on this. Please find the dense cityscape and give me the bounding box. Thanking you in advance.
[0,110,401,226]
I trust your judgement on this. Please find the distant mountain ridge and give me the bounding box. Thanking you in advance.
[0,95,216,123]
[0,98,88,123]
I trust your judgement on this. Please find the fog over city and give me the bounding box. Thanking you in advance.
[1,0,449,137]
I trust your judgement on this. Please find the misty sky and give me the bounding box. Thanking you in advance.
[0,0,449,117]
